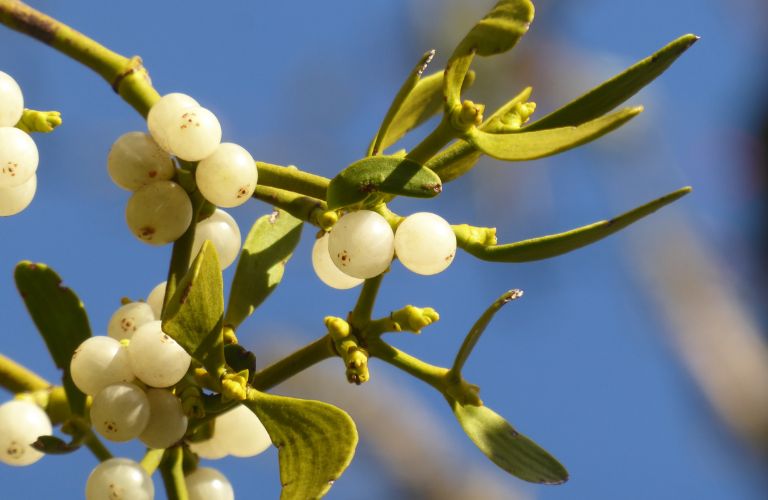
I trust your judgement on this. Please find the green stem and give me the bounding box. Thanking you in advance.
[0,0,159,116]
[350,274,384,328]
[160,447,188,500]
[366,337,448,393]
[83,431,112,462]
[164,190,205,305]
[405,117,457,165]
[256,162,329,200]
[251,335,336,391]
[0,353,50,393]
[252,185,327,227]
[140,448,165,475]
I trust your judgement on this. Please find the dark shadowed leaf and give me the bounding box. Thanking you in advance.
[245,389,358,500]
[450,399,568,484]
[467,107,642,161]
[14,262,90,415]
[526,34,699,131]
[162,240,225,377]
[326,156,442,210]
[457,186,691,262]
[224,209,303,329]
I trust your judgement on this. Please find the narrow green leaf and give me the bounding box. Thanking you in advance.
[245,389,358,500]
[14,262,90,415]
[450,399,568,484]
[224,209,303,329]
[162,240,225,376]
[458,186,691,262]
[326,156,442,210]
[467,106,642,161]
[451,290,523,376]
[526,34,699,131]
[376,70,476,153]
[444,0,535,107]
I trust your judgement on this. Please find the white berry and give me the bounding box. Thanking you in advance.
[147,92,199,152]
[146,281,167,319]
[328,210,395,279]
[139,389,188,449]
[128,320,191,388]
[107,301,156,341]
[0,127,38,189]
[0,173,36,216]
[185,467,234,500]
[90,383,150,442]
[195,142,257,207]
[162,106,221,161]
[70,336,134,396]
[0,400,52,466]
[0,71,24,127]
[311,232,363,289]
[191,209,241,270]
[188,433,228,460]
[107,131,175,191]
[394,212,456,275]
[213,404,272,457]
[125,180,192,245]
[85,458,154,500]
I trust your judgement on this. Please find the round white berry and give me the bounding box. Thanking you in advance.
[125,180,192,245]
[0,71,24,127]
[0,127,38,189]
[195,143,257,207]
[394,212,456,275]
[162,106,221,161]
[0,173,36,216]
[147,92,199,152]
[70,336,134,396]
[107,301,156,341]
[146,281,167,319]
[328,210,395,279]
[139,389,188,449]
[188,433,228,460]
[185,467,234,500]
[191,209,241,270]
[214,404,272,457]
[0,400,52,466]
[107,131,175,191]
[128,320,191,388]
[85,458,154,500]
[311,232,363,289]
[90,383,150,442]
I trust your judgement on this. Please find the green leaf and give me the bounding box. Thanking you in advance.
[457,186,691,262]
[326,156,442,210]
[224,210,303,329]
[14,262,90,415]
[162,240,225,377]
[444,0,535,107]
[450,399,568,484]
[526,34,698,131]
[245,389,358,500]
[376,69,476,153]
[467,106,642,161]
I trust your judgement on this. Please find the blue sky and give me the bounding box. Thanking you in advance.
[1,1,766,498]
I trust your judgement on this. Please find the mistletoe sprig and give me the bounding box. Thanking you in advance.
[0,0,697,498]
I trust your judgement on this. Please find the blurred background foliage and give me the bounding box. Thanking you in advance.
[0,0,767,498]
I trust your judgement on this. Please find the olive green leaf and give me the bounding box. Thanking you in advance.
[224,209,303,329]
[457,186,691,262]
[449,399,568,484]
[374,69,476,154]
[162,240,225,377]
[245,389,358,500]
[526,34,699,131]
[466,106,642,161]
[14,262,90,416]
[444,0,535,108]
[326,156,442,210]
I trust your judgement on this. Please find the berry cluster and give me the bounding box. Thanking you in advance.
[0,71,39,216]
[312,210,457,289]
[111,92,254,269]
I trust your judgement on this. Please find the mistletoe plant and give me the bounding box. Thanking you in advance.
[0,0,697,498]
